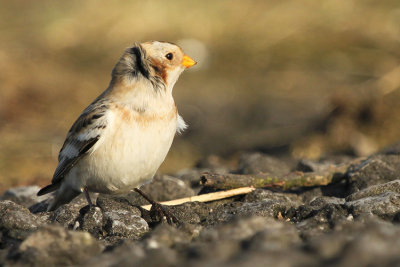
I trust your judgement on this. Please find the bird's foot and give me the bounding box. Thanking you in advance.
[134,188,179,225]
[149,202,179,225]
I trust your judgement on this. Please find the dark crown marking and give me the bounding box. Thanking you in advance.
[111,44,165,92]
[130,45,150,79]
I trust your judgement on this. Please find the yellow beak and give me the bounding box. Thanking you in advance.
[182,55,197,68]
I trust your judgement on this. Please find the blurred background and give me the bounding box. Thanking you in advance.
[1,0,400,191]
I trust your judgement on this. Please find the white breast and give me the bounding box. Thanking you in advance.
[71,103,178,194]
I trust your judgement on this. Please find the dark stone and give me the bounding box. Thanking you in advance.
[296,156,353,172]
[14,225,102,266]
[346,154,400,193]
[306,215,400,266]
[29,198,52,214]
[167,202,207,225]
[3,151,400,266]
[345,192,400,220]
[200,216,298,243]
[97,195,149,239]
[73,196,150,241]
[290,197,349,240]
[1,186,51,208]
[184,216,308,266]
[346,179,400,201]
[237,152,291,175]
[84,242,146,267]
[175,168,228,193]
[103,210,148,240]
[78,206,105,238]
[296,159,334,172]
[49,195,89,228]
[144,223,196,248]
[244,188,302,204]
[96,194,142,217]
[174,168,206,190]
[206,191,299,226]
[380,141,400,155]
[0,200,42,242]
[309,196,346,208]
[126,174,195,206]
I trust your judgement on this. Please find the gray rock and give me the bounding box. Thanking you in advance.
[291,198,349,240]
[174,168,206,189]
[296,156,352,173]
[1,186,51,208]
[0,200,42,241]
[4,150,400,266]
[145,174,195,202]
[346,179,400,201]
[126,174,195,206]
[50,195,89,228]
[206,192,298,225]
[144,223,195,248]
[85,223,199,267]
[307,215,400,266]
[186,216,303,266]
[104,211,148,239]
[28,197,53,214]
[217,249,315,267]
[336,223,400,266]
[238,152,291,175]
[135,246,178,267]
[96,195,149,239]
[96,194,142,217]
[200,216,298,243]
[347,154,400,193]
[345,192,400,220]
[67,196,150,242]
[175,168,229,193]
[222,219,314,267]
[296,159,334,173]
[244,189,302,204]
[83,242,146,267]
[78,206,105,238]
[16,225,102,266]
[380,141,400,155]
[167,202,206,224]
[309,196,346,207]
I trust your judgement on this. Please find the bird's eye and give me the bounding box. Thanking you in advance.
[165,53,173,60]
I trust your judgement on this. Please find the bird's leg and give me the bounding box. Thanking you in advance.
[83,187,94,208]
[134,188,178,225]
[134,188,156,205]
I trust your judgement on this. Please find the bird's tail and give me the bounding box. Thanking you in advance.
[46,186,81,211]
[37,183,60,196]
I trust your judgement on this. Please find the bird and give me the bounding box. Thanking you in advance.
[37,41,196,217]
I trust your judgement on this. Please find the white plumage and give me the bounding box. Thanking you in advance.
[38,41,196,211]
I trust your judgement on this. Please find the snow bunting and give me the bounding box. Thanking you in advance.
[38,41,196,212]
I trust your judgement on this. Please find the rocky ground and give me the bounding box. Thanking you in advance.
[2,145,400,266]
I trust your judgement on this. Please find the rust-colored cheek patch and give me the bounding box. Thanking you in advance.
[151,60,168,85]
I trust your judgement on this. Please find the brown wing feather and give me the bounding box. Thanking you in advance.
[37,99,108,196]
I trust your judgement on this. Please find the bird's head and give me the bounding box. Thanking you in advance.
[112,41,196,92]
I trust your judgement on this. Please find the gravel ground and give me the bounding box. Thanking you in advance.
[2,146,400,266]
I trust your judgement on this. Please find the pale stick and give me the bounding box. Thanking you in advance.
[141,186,255,211]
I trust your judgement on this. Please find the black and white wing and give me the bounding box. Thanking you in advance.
[37,100,108,195]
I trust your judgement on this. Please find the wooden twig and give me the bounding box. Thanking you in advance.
[201,160,362,190]
[201,172,333,190]
[141,187,255,211]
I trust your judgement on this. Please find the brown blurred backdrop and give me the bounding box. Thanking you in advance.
[1,0,400,191]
